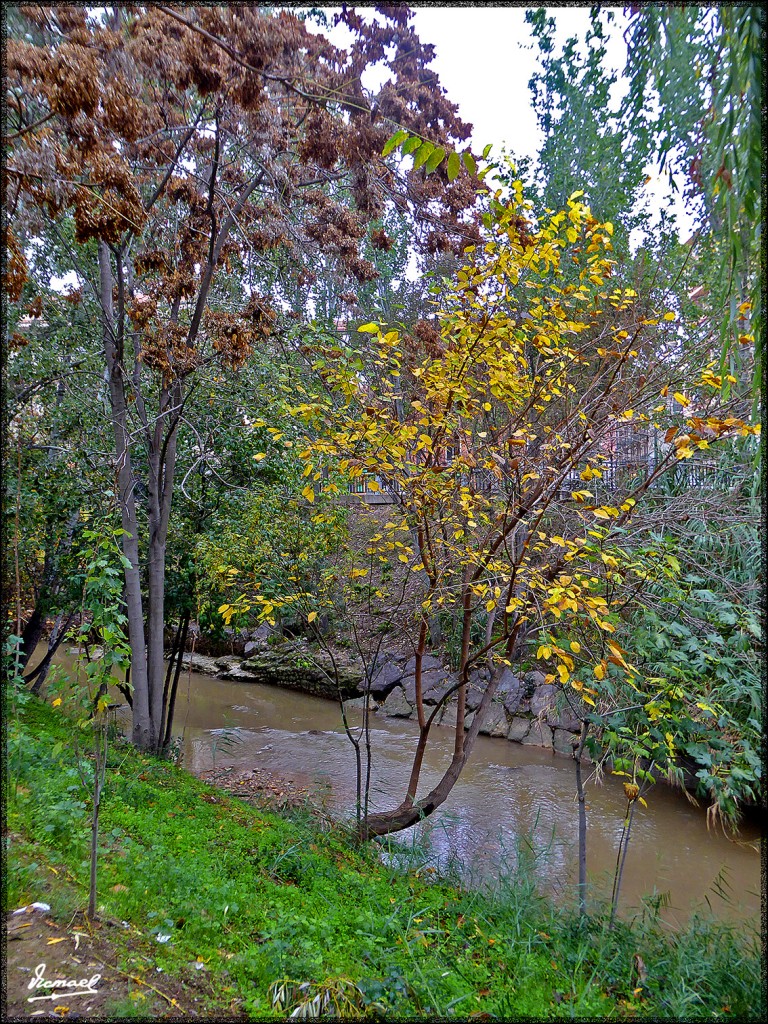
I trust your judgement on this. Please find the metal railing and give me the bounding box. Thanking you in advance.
[345,458,730,502]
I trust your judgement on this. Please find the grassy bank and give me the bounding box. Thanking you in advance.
[5,697,763,1020]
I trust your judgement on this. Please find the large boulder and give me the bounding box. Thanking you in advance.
[553,728,579,756]
[401,653,444,677]
[494,668,526,714]
[545,703,582,732]
[529,680,581,731]
[380,686,413,718]
[226,648,362,698]
[360,658,403,698]
[521,721,553,749]
[530,681,557,717]
[342,696,370,714]
[402,667,459,706]
[478,704,509,738]
[439,703,475,731]
[507,717,531,742]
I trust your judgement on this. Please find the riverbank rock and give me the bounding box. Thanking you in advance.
[507,717,531,742]
[179,652,221,675]
[342,696,369,714]
[437,704,475,731]
[495,668,526,714]
[478,704,509,738]
[521,720,553,748]
[214,654,243,673]
[223,648,362,698]
[380,686,413,718]
[553,728,578,756]
[361,657,404,698]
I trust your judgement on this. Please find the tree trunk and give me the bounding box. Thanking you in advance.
[574,721,589,918]
[27,610,75,694]
[19,605,45,672]
[97,241,152,749]
[358,654,504,839]
[87,718,107,920]
[161,611,190,752]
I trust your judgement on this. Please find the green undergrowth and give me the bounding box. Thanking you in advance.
[5,698,764,1020]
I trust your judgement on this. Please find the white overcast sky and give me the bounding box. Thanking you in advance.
[377,5,692,240]
[409,5,625,160]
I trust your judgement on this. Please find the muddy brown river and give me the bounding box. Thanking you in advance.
[165,666,761,928]
[33,646,762,928]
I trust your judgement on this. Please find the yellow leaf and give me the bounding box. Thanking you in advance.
[307,611,317,623]
[570,641,581,653]
[302,485,315,504]
[253,452,266,461]
[537,645,552,660]
[358,322,380,333]
[663,311,676,321]
[52,698,62,708]
[673,392,690,407]
[556,664,569,684]
[593,663,606,680]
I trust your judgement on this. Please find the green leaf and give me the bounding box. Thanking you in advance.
[425,146,446,174]
[482,143,493,160]
[401,136,422,156]
[461,150,477,176]
[357,323,379,334]
[412,142,434,171]
[447,151,461,181]
[382,129,408,157]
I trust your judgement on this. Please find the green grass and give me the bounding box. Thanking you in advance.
[5,697,764,1019]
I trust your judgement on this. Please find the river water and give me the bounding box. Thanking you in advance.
[165,666,762,929]
[32,645,762,927]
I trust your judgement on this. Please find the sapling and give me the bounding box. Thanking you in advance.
[58,523,132,919]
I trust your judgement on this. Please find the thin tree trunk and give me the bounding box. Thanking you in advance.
[158,611,185,750]
[161,611,190,751]
[97,241,151,749]
[27,610,75,694]
[574,720,589,918]
[88,718,107,920]
[609,801,636,929]
[358,650,505,839]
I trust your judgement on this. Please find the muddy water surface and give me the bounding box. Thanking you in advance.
[166,667,762,928]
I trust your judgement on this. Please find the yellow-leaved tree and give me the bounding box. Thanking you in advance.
[260,183,759,839]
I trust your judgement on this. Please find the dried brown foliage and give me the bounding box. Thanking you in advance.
[7,5,479,376]
[5,6,482,751]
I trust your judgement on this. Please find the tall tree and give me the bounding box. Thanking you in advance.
[6,4,479,751]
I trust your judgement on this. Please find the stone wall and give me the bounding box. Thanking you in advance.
[343,651,584,758]
[176,646,583,757]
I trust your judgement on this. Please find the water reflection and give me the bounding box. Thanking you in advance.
[172,670,762,927]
